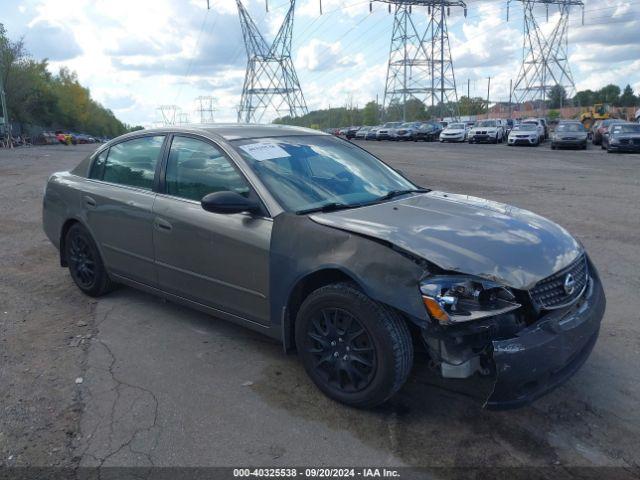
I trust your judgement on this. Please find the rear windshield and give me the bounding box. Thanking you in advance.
[556,123,585,132]
[514,124,537,131]
[612,124,640,133]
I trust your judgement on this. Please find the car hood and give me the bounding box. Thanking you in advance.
[310,191,582,290]
[443,129,465,134]
[557,131,587,137]
[614,133,640,139]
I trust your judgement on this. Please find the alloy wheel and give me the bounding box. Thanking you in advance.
[305,307,376,393]
[68,234,96,288]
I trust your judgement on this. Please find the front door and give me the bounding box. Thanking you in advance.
[152,135,272,326]
[83,134,166,286]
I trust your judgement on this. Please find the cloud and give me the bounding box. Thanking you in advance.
[24,21,83,61]
[103,93,137,110]
[297,39,359,72]
[106,36,181,56]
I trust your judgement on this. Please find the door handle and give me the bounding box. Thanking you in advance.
[84,196,97,208]
[155,218,173,232]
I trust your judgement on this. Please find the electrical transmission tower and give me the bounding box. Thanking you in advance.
[509,0,583,106]
[379,0,466,121]
[236,0,308,123]
[157,105,180,126]
[176,112,191,125]
[195,95,216,123]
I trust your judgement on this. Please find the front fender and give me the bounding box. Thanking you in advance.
[270,213,431,346]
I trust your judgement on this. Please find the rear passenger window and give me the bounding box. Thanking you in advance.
[165,136,250,202]
[89,150,108,180]
[99,136,165,189]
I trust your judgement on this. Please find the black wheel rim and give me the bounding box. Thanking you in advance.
[305,308,376,393]
[69,234,96,288]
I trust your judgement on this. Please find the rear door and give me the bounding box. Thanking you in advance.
[152,135,272,326]
[84,134,167,286]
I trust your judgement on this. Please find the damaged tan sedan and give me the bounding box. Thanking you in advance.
[43,125,605,409]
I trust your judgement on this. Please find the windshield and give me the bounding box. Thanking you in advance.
[514,124,536,131]
[383,122,401,128]
[232,135,419,213]
[476,120,496,127]
[556,123,585,132]
[613,124,640,133]
[448,123,465,129]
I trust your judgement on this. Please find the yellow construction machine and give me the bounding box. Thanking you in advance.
[579,103,613,130]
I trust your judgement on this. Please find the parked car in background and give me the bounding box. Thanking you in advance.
[345,126,360,140]
[43,124,605,409]
[538,118,549,139]
[365,126,381,140]
[390,122,422,141]
[376,122,402,140]
[551,121,588,150]
[504,119,515,136]
[355,126,372,140]
[604,123,640,152]
[468,119,504,144]
[521,118,546,141]
[439,122,469,142]
[413,122,442,142]
[507,123,541,146]
[592,119,623,145]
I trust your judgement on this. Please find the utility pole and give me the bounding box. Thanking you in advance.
[486,76,491,114]
[508,78,513,117]
[0,65,9,144]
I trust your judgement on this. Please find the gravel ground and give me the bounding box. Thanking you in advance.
[1,140,639,475]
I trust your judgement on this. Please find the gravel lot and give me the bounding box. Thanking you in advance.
[1,140,639,474]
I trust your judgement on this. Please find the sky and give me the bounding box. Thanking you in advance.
[3,0,640,126]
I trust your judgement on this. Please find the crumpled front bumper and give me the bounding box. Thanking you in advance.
[486,272,605,410]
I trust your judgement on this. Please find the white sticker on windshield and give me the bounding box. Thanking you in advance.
[239,143,290,161]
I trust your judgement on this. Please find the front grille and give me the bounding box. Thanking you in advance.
[530,255,588,309]
[633,139,640,145]
[562,137,576,140]
[620,139,630,145]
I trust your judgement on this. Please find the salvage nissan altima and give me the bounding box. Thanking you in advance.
[43,125,605,409]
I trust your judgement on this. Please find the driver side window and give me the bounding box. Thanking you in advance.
[165,136,250,202]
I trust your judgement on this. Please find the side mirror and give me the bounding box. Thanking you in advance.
[201,191,260,215]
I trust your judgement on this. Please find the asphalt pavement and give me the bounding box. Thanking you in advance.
[1,140,639,474]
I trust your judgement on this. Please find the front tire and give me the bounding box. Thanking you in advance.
[295,283,413,408]
[64,223,115,297]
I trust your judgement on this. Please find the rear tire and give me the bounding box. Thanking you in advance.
[64,223,115,297]
[295,282,413,408]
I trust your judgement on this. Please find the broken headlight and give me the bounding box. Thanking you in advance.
[420,276,520,324]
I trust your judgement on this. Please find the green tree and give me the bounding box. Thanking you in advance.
[597,84,621,104]
[619,84,638,107]
[548,85,567,108]
[0,22,127,137]
[362,101,379,125]
[457,96,486,116]
[573,89,595,107]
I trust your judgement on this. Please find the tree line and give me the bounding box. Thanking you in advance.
[276,84,639,128]
[548,84,639,109]
[1,23,130,138]
[274,96,490,129]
